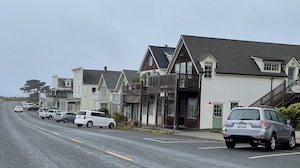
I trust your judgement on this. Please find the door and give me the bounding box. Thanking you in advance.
[178,98,186,125]
[288,67,295,86]
[213,104,223,129]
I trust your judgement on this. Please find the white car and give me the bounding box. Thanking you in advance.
[74,110,116,129]
[39,109,60,119]
[14,106,23,112]
[23,103,37,109]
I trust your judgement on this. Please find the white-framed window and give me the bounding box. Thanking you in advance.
[101,87,107,93]
[149,56,153,66]
[187,62,193,78]
[167,93,175,115]
[230,102,239,110]
[175,63,180,73]
[204,62,213,78]
[263,62,280,72]
[187,98,197,118]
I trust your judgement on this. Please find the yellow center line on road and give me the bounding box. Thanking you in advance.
[70,138,83,144]
[105,151,133,162]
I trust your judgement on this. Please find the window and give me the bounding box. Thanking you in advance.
[101,87,106,93]
[213,104,222,117]
[204,62,213,78]
[175,63,180,73]
[149,56,153,66]
[187,98,197,118]
[142,96,147,114]
[228,109,260,120]
[230,102,238,110]
[270,111,279,122]
[91,112,101,117]
[275,111,285,123]
[264,110,272,120]
[167,93,175,115]
[263,62,280,71]
[157,99,162,116]
[187,62,193,78]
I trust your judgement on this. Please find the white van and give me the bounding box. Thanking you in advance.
[74,110,116,129]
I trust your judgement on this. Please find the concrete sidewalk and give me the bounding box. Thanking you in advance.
[172,130,300,146]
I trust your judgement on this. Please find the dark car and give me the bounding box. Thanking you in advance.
[27,105,39,111]
[54,112,76,123]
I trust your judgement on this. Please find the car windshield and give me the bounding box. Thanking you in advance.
[77,111,86,115]
[228,109,260,120]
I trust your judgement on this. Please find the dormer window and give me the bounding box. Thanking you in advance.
[204,62,213,78]
[263,62,280,72]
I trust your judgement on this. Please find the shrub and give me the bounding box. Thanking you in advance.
[276,103,300,130]
[112,112,126,124]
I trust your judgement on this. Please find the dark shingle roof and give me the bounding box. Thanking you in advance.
[182,35,300,77]
[149,46,175,68]
[102,71,122,90]
[123,70,139,83]
[83,70,104,84]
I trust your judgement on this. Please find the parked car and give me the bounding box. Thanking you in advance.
[23,103,37,109]
[14,106,23,112]
[39,109,60,119]
[222,106,296,151]
[74,110,116,129]
[27,105,39,111]
[55,112,76,123]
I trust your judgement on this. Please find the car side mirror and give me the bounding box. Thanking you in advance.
[286,119,291,125]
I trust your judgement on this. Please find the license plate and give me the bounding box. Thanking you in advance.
[238,123,246,128]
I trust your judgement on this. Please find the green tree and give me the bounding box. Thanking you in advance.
[20,79,50,99]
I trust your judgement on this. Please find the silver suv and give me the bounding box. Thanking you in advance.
[222,106,296,150]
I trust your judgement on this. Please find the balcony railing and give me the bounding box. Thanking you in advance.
[148,74,199,92]
[122,83,145,94]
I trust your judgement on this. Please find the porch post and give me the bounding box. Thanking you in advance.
[139,81,143,124]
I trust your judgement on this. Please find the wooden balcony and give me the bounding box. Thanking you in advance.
[122,83,146,95]
[147,74,199,93]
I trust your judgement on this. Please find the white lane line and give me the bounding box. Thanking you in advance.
[52,132,59,136]
[70,138,83,144]
[249,152,300,159]
[143,138,206,143]
[198,146,249,150]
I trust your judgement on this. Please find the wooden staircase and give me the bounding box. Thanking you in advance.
[250,81,300,108]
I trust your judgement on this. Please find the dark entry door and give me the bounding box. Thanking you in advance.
[178,98,186,125]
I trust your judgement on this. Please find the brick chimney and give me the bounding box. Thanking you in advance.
[104,66,107,73]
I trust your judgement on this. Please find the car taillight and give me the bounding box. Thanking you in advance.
[260,120,267,128]
[84,115,86,120]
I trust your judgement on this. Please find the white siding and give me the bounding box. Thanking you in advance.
[200,74,285,129]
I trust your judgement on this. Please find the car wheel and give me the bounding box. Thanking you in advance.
[87,121,93,128]
[225,141,236,148]
[266,133,276,151]
[63,118,68,123]
[108,123,114,129]
[48,116,52,120]
[284,133,296,149]
[77,124,83,127]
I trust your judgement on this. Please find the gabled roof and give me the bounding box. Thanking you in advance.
[83,70,104,85]
[115,70,139,90]
[123,70,139,83]
[150,45,175,68]
[138,45,175,72]
[98,71,122,90]
[172,35,300,77]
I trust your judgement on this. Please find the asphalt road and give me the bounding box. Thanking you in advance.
[1,101,300,168]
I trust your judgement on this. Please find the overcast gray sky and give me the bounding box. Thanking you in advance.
[1,0,300,97]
